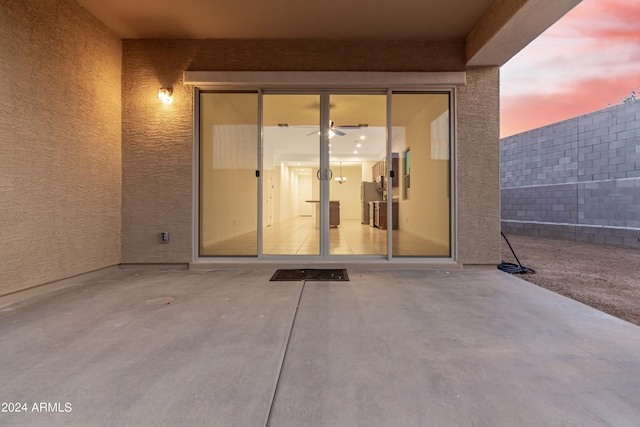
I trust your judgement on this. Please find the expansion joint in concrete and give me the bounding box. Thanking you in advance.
[265,281,306,427]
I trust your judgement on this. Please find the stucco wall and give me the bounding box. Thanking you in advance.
[121,39,499,265]
[0,0,122,295]
[456,67,501,264]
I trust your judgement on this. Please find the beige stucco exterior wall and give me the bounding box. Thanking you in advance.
[456,67,501,264]
[121,39,499,265]
[0,0,122,295]
[121,42,195,264]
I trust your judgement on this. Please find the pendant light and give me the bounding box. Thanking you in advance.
[334,162,347,184]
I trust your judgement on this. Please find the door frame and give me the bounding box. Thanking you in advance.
[260,90,389,260]
[191,71,462,264]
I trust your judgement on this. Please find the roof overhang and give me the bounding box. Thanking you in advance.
[466,0,582,66]
[76,0,582,67]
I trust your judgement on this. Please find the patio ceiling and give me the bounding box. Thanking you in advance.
[75,0,582,65]
[76,0,495,40]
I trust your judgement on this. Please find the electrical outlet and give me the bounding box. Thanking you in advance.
[161,232,169,243]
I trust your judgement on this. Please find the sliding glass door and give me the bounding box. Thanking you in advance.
[262,94,321,255]
[197,90,452,259]
[327,94,387,256]
[199,92,258,256]
[261,92,389,257]
[391,93,451,257]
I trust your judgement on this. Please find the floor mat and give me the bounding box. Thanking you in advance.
[270,268,349,281]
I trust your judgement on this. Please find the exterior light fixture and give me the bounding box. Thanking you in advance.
[158,88,173,104]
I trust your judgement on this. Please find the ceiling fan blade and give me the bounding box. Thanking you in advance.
[306,130,319,136]
[333,129,346,136]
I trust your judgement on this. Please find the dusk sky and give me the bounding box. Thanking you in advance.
[500,0,640,137]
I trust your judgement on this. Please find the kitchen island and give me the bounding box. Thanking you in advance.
[305,200,340,227]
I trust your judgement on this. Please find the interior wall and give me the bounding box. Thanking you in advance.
[361,160,377,181]
[298,174,313,216]
[278,164,300,222]
[201,169,257,246]
[395,96,450,246]
[0,0,122,295]
[329,164,362,219]
[199,104,258,247]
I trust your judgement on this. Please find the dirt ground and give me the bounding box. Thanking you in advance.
[500,234,640,327]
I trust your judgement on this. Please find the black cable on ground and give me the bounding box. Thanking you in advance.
[498,232,535,274]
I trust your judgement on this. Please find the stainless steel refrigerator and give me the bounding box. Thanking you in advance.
[361,181,381,224]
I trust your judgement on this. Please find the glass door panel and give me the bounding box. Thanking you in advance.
[199,91,453,259]
[199,92,258,256]
[328,94,388,256]
[391,93,451,257]
[262,94,321,255]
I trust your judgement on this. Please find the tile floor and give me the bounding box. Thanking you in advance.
[200,217,449,257]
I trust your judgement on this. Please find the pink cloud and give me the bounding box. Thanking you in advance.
[500,0,640,137]
[501,75,638,137]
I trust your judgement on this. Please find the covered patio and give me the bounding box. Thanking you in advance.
[2,269,639,426]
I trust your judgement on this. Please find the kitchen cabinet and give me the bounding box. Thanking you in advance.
[373,201,398,230]
[372,154,399,189]
[372,160,383,184]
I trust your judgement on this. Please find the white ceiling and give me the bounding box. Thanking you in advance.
[264,125,388,168]
[75,0,495,40]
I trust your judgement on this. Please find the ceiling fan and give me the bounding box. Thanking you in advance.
[277,122,368,137]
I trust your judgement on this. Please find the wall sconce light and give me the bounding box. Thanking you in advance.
[158,88,173,104]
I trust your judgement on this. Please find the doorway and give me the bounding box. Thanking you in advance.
[197,90,452,260]
[262,93,388,257]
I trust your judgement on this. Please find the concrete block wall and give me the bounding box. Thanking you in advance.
[501,101,640,248]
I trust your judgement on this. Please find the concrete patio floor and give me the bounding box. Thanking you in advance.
[1,268,640,426]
